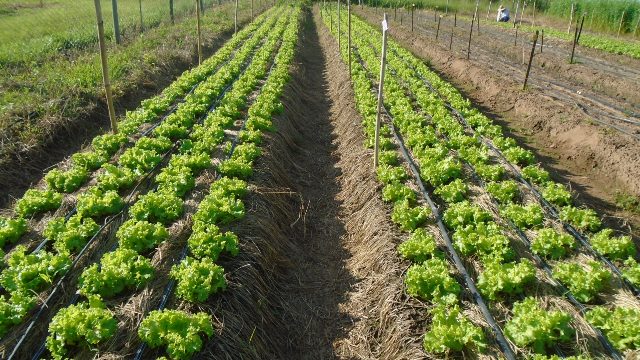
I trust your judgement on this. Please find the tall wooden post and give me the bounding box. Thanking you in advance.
[532,0,536,26]
[235,0,238,35]
[520,1,526,24]
[348,0,352,76]
[618,11,626,38]
[449,19,454,49]
[567,2,574,33]
[411,4,415,32]
[467,9,474,59]
[169,0,174,24]
[338,0,341,50]
[196,0,202,65]
[513,0,519,28]
[374,14,389,169]
[523,30,538,89]
[577,13,585,43]
[474,0,479,33]
[570,15,581,63]
[111,0,121,44]
[93,0,118,133]
[487,0,492,20]
[138,0,144,31]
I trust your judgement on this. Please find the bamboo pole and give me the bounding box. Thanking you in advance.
[411,4,415,32]
[467,9,475,59]
[513,0,519,28]
[618,10,626,38]
[93,0,118,133]
[520,1,526,24]
[338,0,341,50]
[196,0,202,65]
[486,0,492,20]
[138,0,143,31]
[570,15,580,63]
[111,0,121,44]
[169,0,174,24]
[348,0,352,76]
[474,0,479,33]
[235,0,238,35]
[532,0,535,26]
[374,13,389,169]
[449,19,454,49]
[523,30,539,89]
[567,2,574,34]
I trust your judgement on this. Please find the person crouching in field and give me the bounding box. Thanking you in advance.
[497,5,510,22]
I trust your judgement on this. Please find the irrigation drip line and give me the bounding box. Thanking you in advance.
[132,35,284,360]
[400,59,640,298]
[7,40,268,360]
[346,41,518,359]
[406,15,640,132]
[378,47,622,358]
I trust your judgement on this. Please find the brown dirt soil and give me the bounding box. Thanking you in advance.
[356,7,640,236]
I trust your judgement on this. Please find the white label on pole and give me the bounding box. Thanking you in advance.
[382,18,388,31]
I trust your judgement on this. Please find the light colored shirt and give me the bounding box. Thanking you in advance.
[498,8,510,21]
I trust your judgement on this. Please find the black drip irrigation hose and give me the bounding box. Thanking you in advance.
[389,48,640,298]
[8,45,263,360]
[346,43,518,359]
[384,50,621,356]
[132,37,283,360]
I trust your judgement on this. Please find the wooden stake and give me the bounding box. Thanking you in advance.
[411,4,414,32]
[446,0,449,14]
[454,10,457,27]
[514,23,519,45]
[196,0,202,65]
[467,10,474,59]
[138,0,143,31]
[567,2,574,34]
[434,6,438,22]
[436,15,442,40]
[540,28,544,52]
[169,0,174,24]
[338,0,341,50]
[577,13,585,43]
[111,0,121,44]
[348,0,352,76]
[523,30,539,89]
[570,15,580,63]
[486,0,492,20]
[474,0,479,33]
[449,19,454,49]
[330,2,333,32]
[520,1,526,24]
[513,0,519,28]
[374,13,389,169]
[234,0,238,35]
[618,10,625,38]
[93,0,118,133]
[532,0,536,26]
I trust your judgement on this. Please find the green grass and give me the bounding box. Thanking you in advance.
[0,0,226,66]
[615,191,640,214]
